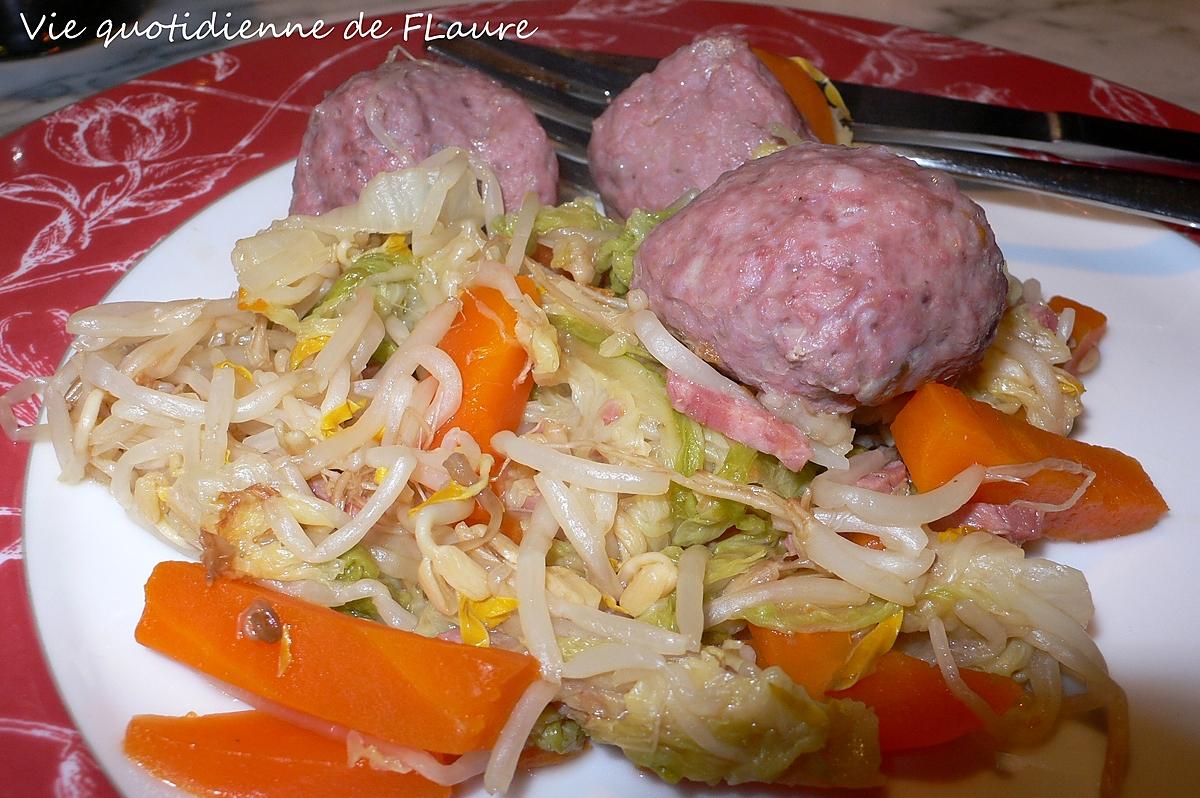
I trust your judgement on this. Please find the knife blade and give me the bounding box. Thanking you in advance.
[439,37,1200,175]
[837,83,1200,174]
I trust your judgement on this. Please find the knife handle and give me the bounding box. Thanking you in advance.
[888,144,1200,229]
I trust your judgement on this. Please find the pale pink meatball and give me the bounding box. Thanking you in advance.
[291,60,557,215]
[633,143,1009,413]
[588,36,814,218]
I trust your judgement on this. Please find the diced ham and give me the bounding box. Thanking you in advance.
[665,372,812,471]
[1029,301,1059,332]
[600,399,625,426]
[854,459,909,494]
[941,501,1046,545]
[308,476,333,503]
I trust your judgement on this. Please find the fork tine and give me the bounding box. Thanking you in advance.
[428,37,607,122]
[429,24,649,104]
[539,116,595,194]
[556,155,597,195]
[438,35,644,101]
[538,116,590,160]
[428,38,596,184]
[427,28,655,198]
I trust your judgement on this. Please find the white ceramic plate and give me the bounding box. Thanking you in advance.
[23,161,1200,798]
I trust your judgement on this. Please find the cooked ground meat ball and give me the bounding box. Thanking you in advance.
[588,35,814,218]
[632,143,1009,413]
[291,60,557,215]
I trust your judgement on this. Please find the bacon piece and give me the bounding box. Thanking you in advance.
[437,628,464,644]
[941,501,1046,545]
[854,459,909,494]
[665,373,812,471]
[1029,301,1059,332]
[600,399,624,426]
[308,476,333,504]
[199,530,236,584]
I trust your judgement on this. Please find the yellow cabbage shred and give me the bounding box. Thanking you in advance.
[320,400,363,437]
[383,234,409,255]
[602,593,632,616]
[238,288,301,331]
[938,527,969,544]
[458,594,519,647]
[407,455,494,517]
[213,360,254,383]
[290,335,330,370]
[277,624,294,676]
[788,56,854,145]
[827,609,905,692]
[408,481,475,517]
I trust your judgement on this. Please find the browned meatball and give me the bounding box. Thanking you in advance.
[633,143,1009,413]
[291,60,557,215]
[588,36,814,218]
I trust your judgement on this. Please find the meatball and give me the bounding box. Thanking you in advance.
[291,60,557,215]
[632,143,1008,413]
[588,36,814,219]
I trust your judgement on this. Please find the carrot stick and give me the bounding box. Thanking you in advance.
[461,501,526,544]
[125,710,449,798]
[497,510,525,544]
[842,532,887,551]
[747,630,1023,752]
[746,626,854,699]
[752,47,838,144]
[135,561,540,755]
[1048,295,1108,375]
[432,278,540,459]
[891,382,1167,541]
[829,651,1023,752]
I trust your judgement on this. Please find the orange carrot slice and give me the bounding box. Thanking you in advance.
[842,532,887,550]
[752,47,838,144]
[746,626,854,699]
[829,651,1024,752]
[125,710,449,798]
[135,561,540,755]
[891,382,1167,540]
[432,278,540,459]
[1048,295,1108,375]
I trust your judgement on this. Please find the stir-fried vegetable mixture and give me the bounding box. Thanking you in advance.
[0,147,1165,798]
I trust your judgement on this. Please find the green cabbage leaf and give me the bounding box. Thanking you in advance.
[568,646,880,786]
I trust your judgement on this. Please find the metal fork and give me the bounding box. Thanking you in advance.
[428,35,1200,230]
[429,36,614,195]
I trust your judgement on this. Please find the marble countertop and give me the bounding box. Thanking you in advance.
[1,0,1198,136]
